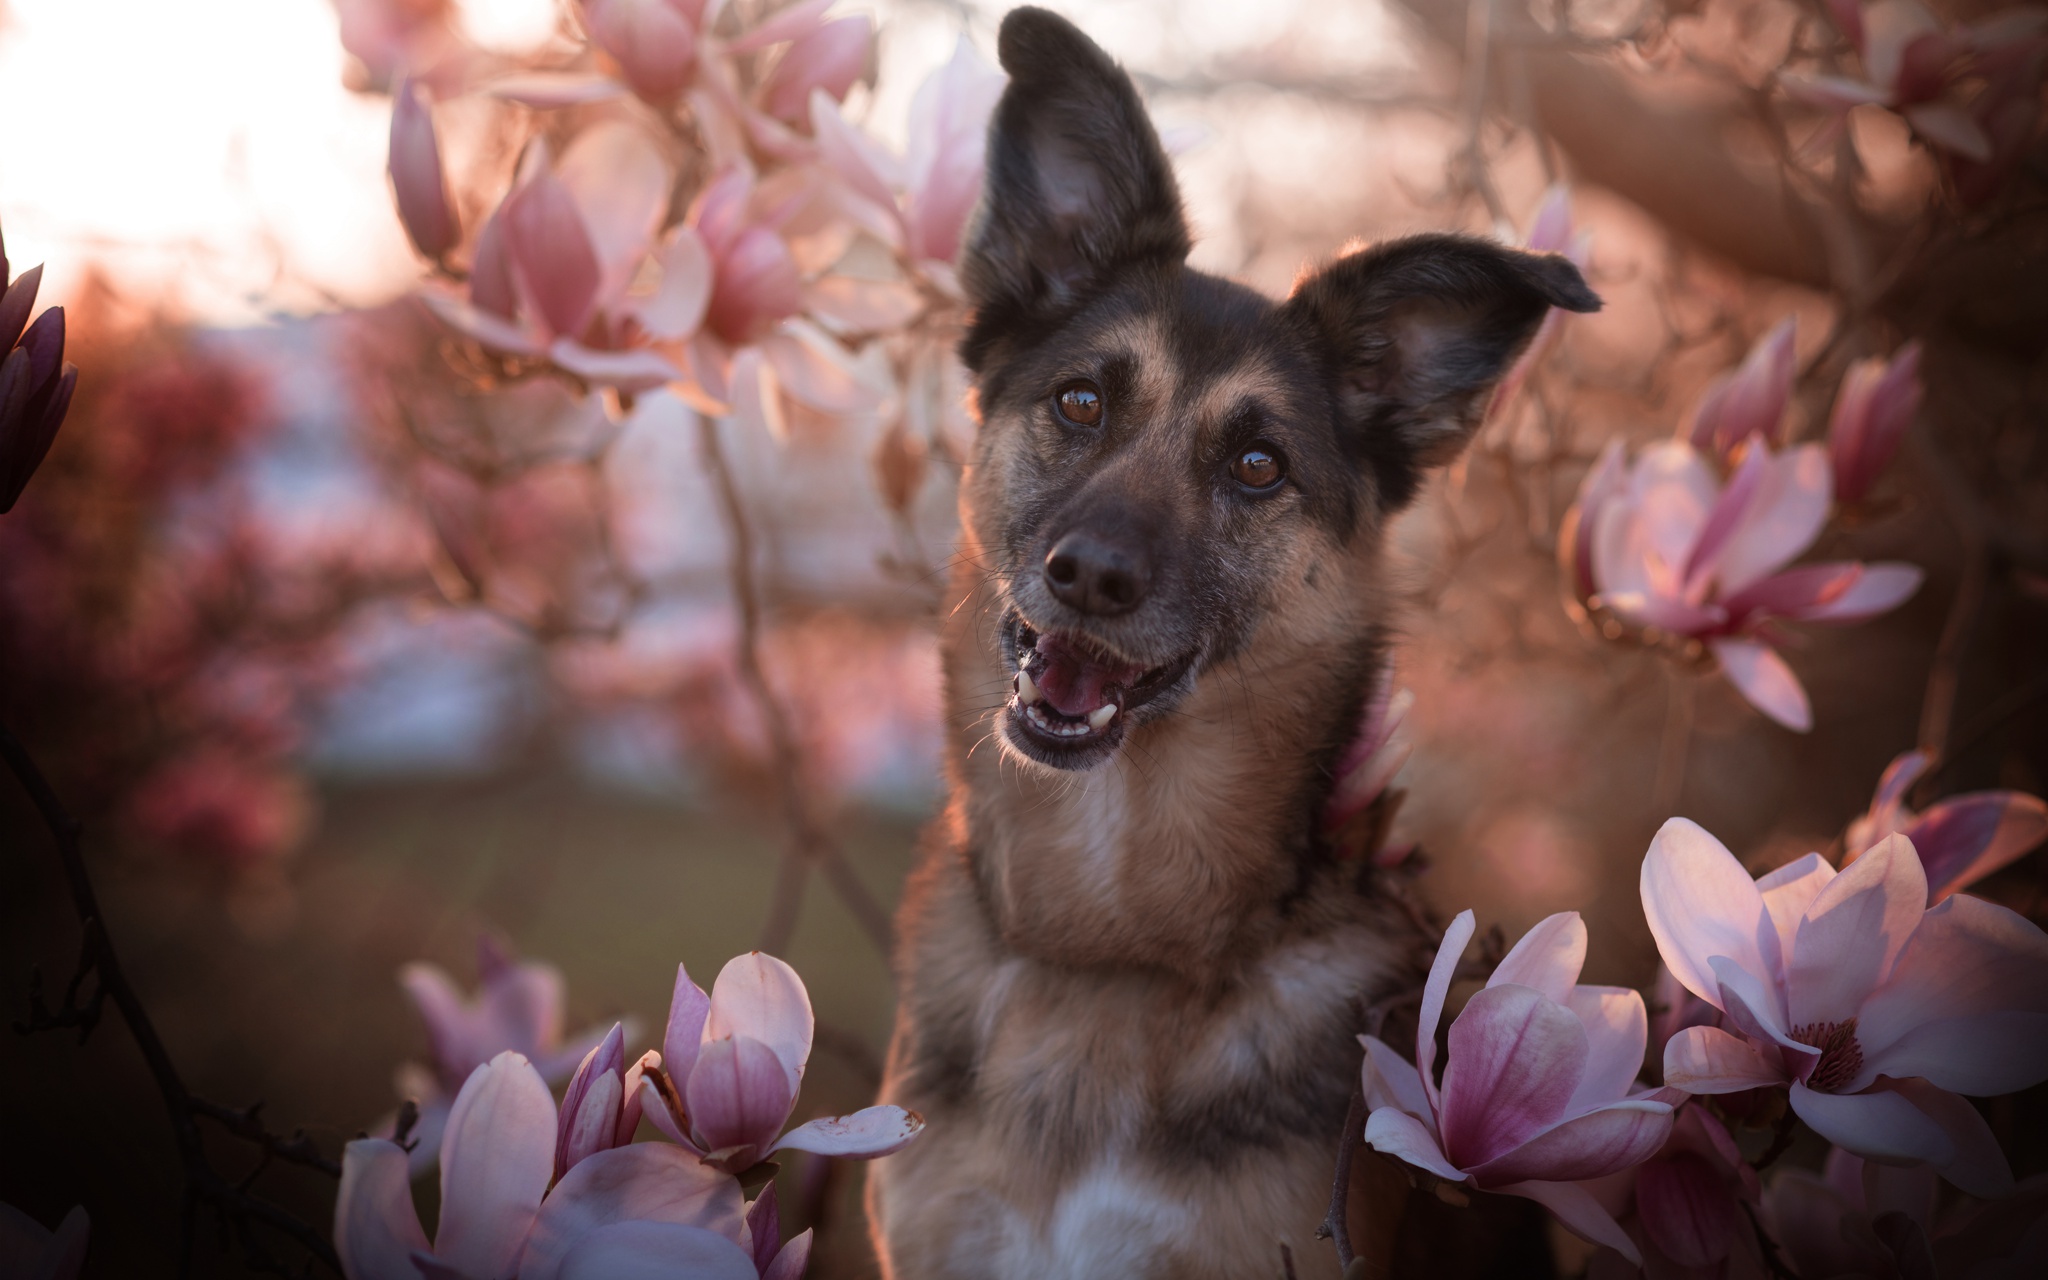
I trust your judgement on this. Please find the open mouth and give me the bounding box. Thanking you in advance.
[1000,616,1196,767]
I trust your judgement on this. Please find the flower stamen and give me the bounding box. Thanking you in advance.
[1791,1018,1863,1093]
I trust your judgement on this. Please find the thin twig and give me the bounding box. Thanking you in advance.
[1319,1082,1368,1269]
[693,414,895,958]
[1,719,341,1276]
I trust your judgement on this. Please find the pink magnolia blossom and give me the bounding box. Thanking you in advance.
[1360,911,1677,1262]
[1625,1105,1762,1277]
[1843,750,2048,901]
[1827,341,1923,507]
[0,1203,88,1280]
[1645,819,2048,1196]
[514,1145,751,1280]
[554,1022,658,1180]
[1570,436,1921,730]
[1321,669,1413,855]
[1761,1146,1944,1279]
[811,36,1007,285]
[381,936,614,1175]
[1490,184,1593,425]
[1786,1,2047,161]
[757,16,872,126]
[580,0,708,104]
[422,124,709,394]
[639,953,923,1174]
[1686,318,1797,463]
[388,78,458,260]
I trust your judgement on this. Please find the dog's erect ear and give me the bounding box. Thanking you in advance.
[959,7,1190,369]
[1284,234,1599,508]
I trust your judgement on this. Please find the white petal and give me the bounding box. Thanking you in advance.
[1711,637,1813,732]
[1788,1083,1954,1168]
[335,1139,431,1280]
[1639,818,1777,1009]
[1785,832,1927,1029]
[1363,1106,1467,1183]
[1418,910,1478,1120]
[436,1052,556,1279]
[518,1144,748,1280]
[1488,913,1588,1003]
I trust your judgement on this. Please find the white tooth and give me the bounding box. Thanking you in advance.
[1016,668,1042,705]
[1087,704,1116,731]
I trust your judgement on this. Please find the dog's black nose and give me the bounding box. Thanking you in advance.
[1044,533,1148,616]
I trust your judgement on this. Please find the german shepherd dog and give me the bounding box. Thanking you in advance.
[868,10,1598,1277]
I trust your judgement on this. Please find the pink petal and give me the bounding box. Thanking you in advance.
[1524,183,1576,255]
[518,1143,748,1280]
[1786,832,1928,1028]
[707,228,803,345]
[584,0,699,103]
[1418,910,1478,1119]
[1779,71,1893,109]
[1497,1178,1642,1264]
[558,1070,623,1177]
[1563,986,1650,1111]
[759,15,872,123]
[809,89,904,213]
[1710,955,1800,1052]
[686,1035,797,1160]
[389,79,458,259]
[758,320,887,414]
[1682,441,1774,592]
[558,1222,759,1280]
[1757,852,1838,967]
[1709,443,1832,596]
[1560,440,1627,602]
[1468,1100,1673,1186]
[504,173,602,340]
[1905,101,1994,160]
[469,209,521,322]
[804,275,924,337]
[1687,316,1796,457]
[1797,562,1923,623]
[557,1023,627,1178]
[706,953,814,1083]
[1488,913,1589,1003]
[630,230,714,341]
[617,1050,654,1147]
[557,122,673,308]
[745,1182,781,1273]
[481,72,630,108]
[1640,818,1778,1010]
[1638,1151,1744,1268]
[1720,561,1865,623]
[1856,891,2048,1093]
[479,960,566,1062]
[436,1052,557,1278]
[546,339,682,392]
[1440,985,1589,1169]
[420,293,546,357]
[335,1139,431,1279]
[1864,750,1932,842]
[1662,1025,1788,1093]
[399,962,479,1082]
[662,962,713,1084]
[1905,791,2048,901]
[730,344,788,444]
[763,1228,813,1280]
[1711,637,1812,732]
[1787,1082,1954,1168]
[904,37,1005,265]
[1362,1106,1467,1182]
[1887,1076,2016,1198]
[1828,342,1922,505]
[726,0,834,54]
[1360,1034,1432,1121]
[635,1075,701,1154]
[768,1104,924,1159]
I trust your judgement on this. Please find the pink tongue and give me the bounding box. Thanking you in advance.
[1033,635,1144,718]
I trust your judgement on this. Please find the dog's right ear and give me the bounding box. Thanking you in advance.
[959,7,1190,370]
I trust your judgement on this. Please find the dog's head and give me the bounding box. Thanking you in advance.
[960,8,1597,773]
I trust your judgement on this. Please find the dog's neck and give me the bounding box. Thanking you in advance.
[938,539,1385,982]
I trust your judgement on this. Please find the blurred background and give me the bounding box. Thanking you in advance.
[2,0,2045,1274]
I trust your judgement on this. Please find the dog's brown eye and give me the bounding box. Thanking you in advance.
[1232,446,1285,491]
[1054,381,1103,427]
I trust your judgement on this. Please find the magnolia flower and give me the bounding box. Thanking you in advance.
[388,78,458,261]
[1489,184,1593,425]
[757,15,872,126]
[422,124,708,394]
[1844,749,2047,901]
[340,1050,758,1280]
[1687,318,1797,463]
[1827,342,1922,507]
[1762,1146,1944,1279]
[640,953,922,1174]
[1361,911,1677,1262]
[339,1051,559,1279]
[1566,436,1921,730]
[1645,819,2048,1195]
[554,1022,658,1179]
[1625,1105,1762,1277]
[0,1203,88,1280]
[381,935,613,1174]
[812,36,1007,287]
[1786,0,2047,161]
[0,221,78,515]
[580,0,708,104]
[1321,669,1414,860]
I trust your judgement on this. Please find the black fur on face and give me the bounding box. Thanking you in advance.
[961,7,1598,770]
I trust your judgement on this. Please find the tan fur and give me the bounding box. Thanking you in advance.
[868,345,1424,1278]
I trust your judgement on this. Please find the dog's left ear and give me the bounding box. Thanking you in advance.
[1284,233,1599,508]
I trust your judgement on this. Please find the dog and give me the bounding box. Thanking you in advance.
[866,10,1599,1277]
